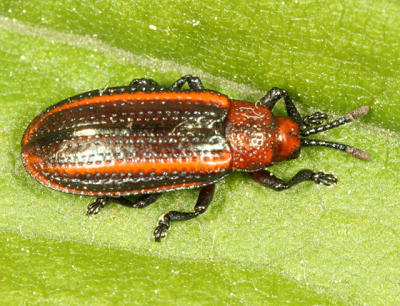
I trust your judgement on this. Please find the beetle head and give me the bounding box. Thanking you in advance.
[273,116,301,162]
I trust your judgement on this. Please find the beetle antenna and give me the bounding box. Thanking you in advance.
[301,139,371,160]
[300,106,370,137]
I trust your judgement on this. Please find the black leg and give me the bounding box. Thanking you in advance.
[154,184,215,242]
[250,169,337,191]
[170,75,204,90]
[302,111,328,127]
[86,193,162,216]
[112,193,162,208]
[259,87,303,126]
[86,197,108,215]
[129,78,161,91]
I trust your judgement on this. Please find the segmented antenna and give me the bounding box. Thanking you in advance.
[300,106,371,160]
[301,139,371,160]
[300,106,370,137]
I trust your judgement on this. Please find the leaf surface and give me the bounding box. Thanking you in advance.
[0,1,399,304]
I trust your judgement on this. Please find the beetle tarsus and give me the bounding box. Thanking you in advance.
[153,184,215,241]
[312,172,337,186]
[86,197,107,216]
[170,75,204,90]
[154,216,170,242]
[303,112,328,126]
[129,78,161,91]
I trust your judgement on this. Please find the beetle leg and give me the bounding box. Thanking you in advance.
[170,75,204,90]
[259,87,303,126]
[154,184,215,242]
[303,111,328,127]
[128,78,161,91]
[112,193,162,208]
[86,194,162,216]
[250,169,337,191]
[86,197,108,215]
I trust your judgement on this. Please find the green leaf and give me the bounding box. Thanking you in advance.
[1,0,399,304]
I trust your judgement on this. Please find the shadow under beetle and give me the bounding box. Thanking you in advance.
[21,75,370,241]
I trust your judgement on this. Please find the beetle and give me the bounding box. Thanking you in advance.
[21,75,370,241]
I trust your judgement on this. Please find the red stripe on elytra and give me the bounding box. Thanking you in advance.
[22,152,226,196]
[22,91,229,146]
[43,151,231,177]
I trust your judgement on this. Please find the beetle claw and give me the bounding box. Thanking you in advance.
[312,172,337,186]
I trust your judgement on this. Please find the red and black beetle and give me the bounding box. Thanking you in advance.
[21,75,370,241]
